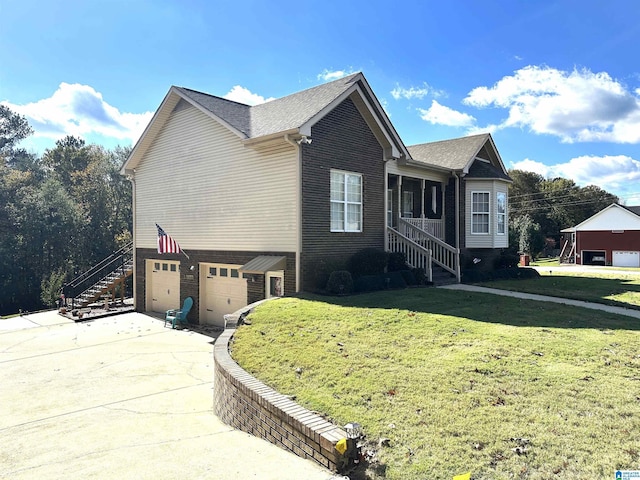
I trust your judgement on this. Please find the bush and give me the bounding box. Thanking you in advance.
[399,269,417,286]
[386,271,408,289]
[326,270,354,295]
[494,249,520,269]
[354,274,386,293]
[348,248,388,278]
[387,252,407,272]
[411,267,428,285]
[462,267,540,284]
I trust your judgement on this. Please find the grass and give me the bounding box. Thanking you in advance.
[479,271,640,310]
[231,289,640,479]
[529,257,560,266]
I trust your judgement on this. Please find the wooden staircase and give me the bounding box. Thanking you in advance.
[63,242,133,308]
[387,219,460,285]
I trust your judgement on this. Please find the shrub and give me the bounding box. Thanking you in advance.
[386,271,408,289]
[354,274,386,293]
[399,269,417,286]
[348,248,389,278]
[326,270,354,295]
[494,249,520,269]
[387,252,407,272]
[411,267,428,285]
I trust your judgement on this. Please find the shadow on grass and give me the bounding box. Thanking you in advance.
[300,284,640,331]
[477,275,640,312]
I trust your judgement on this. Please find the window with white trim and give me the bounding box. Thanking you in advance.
[331,170,362,232]
[496,192,506,235]
[471,191,490,234]
[387,189,393,226]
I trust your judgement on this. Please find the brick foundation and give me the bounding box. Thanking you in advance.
[213,329,348,472]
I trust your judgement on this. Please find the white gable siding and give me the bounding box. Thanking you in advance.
[465,180,509,248]
[134,103,298,251]
[576,205,640,231]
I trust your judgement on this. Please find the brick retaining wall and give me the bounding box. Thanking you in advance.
[213,328,348,472]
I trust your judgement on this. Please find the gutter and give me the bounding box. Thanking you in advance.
[283,134,302,293]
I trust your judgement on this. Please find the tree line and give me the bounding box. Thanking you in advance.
[0,106,132,315]
[507,169,619,256]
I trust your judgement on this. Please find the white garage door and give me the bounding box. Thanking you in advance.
[146,260,180,313]
[613,251,640,267]
[200,263,248,327]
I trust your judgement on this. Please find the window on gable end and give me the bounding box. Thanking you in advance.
[331,170,362,232]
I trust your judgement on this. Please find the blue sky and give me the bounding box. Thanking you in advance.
[2,0,640,203]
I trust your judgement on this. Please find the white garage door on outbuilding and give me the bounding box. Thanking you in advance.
[146,259,180,313]
[613,251,640,267]
[200,263,248,328]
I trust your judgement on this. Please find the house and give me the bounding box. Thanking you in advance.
[561,203,640,267]
[121,73,512,326]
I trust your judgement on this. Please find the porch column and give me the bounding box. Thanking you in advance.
[421,180,425,219]
[397,175,403,222]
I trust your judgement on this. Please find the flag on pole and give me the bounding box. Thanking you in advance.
[156,224,182,254]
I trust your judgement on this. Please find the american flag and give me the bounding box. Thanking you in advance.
[156,224,181,254]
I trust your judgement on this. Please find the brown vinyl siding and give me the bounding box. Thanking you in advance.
[300,97,385,291]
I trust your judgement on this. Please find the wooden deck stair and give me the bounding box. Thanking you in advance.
[63,242,133,308]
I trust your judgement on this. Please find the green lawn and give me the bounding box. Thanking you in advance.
[231,289,640,479]
[479,271,640,310]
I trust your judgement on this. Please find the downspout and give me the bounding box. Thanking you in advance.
[453,171,461,282]
[127,172,137,309]
[284,134,302,293]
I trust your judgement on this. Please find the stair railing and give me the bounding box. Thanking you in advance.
[397,218,460,282]
[387,227,433,283]
[62,242,133,306]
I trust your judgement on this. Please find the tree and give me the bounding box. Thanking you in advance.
[0,105,33,155]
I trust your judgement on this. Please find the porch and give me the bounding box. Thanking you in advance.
[386,173,460,284]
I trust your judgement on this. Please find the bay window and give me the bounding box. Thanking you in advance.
[471,191,490,234]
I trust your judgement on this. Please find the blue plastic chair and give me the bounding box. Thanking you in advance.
[165,297,193,328]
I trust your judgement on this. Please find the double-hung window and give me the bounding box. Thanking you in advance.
[471,191,490,234]
[331,170,362,232]
[496,192,506,235]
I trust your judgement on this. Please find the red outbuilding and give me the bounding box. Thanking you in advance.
[561,204,640,267]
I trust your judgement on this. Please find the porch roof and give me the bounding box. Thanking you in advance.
[406,133,509,179]
[240,255,287,274]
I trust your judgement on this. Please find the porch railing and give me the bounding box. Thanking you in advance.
[397,218,460,281]
[387,228,433,283]
[402,217,445,240]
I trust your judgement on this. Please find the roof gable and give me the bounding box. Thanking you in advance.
[572,203,640,231]
[406,133,510,177]
[122,73,407,173]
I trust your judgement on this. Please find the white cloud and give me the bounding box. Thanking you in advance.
[317,68,356,82]
[464,65,640,144]
[418,100,476,127]
[391,85,427,100]
[1,83,153,145]
[223,85,274,106]
[511,154,640,202]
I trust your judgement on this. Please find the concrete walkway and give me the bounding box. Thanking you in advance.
[441,284,640,319]
[0,311,336,480]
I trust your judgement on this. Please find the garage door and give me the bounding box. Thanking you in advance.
[146,260,180,313]
[613,251,640,267]
[200,263,248,327]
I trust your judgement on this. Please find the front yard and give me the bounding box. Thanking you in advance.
[479,270,640,310]
[231,288,640,479]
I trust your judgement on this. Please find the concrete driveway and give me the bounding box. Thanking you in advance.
[0,311,334,480]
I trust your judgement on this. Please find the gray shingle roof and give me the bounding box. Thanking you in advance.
[175,73,361,140]
[407,133,491,170]
[623,205,640,216]
[176,88,251,137]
